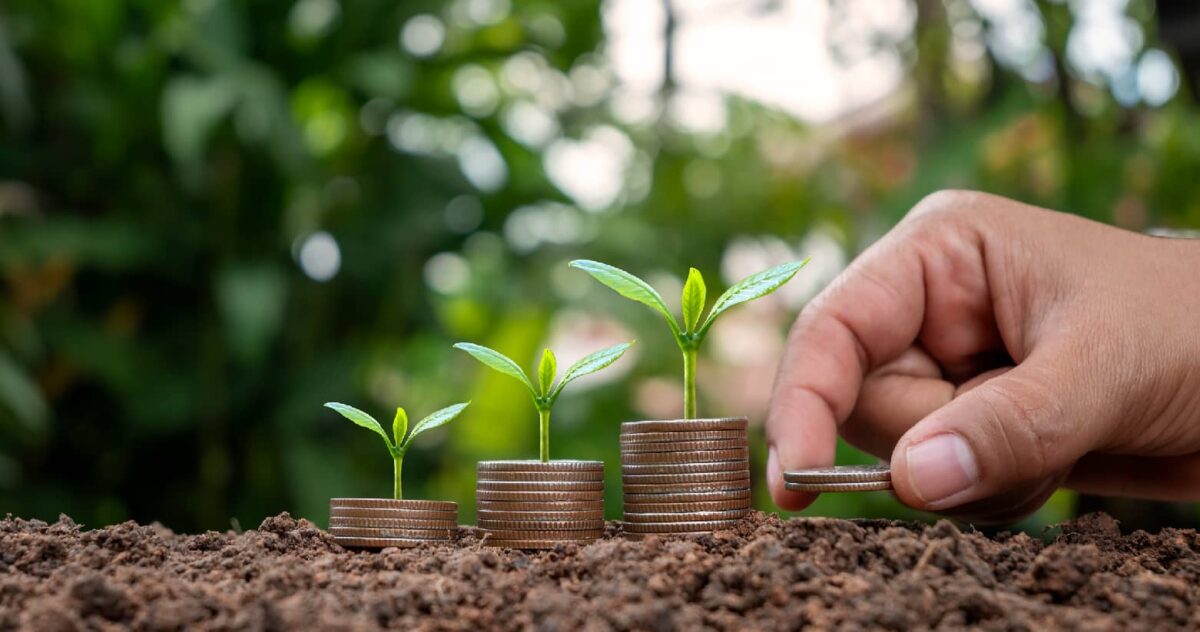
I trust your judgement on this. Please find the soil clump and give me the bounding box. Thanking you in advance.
[3,511,1198,630]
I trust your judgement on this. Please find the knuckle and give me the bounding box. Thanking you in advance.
[905,189,1011,236]
[975,378,1063,482]
[908,189,972,222]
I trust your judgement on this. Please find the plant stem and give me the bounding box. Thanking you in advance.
[393,455,403,500]
[539,408,551,462]
[683,347,697,419]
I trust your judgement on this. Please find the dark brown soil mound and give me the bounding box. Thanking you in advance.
[3,511,1198,630]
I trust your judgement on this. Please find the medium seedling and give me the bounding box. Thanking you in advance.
[569,259,809,418]
[454,341,633,462]
[324,401,469,499]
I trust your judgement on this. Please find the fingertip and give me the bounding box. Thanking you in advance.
[888,442,924,510]
[767,444,818,511]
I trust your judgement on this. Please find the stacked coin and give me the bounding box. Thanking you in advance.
[328,498,458,548]
[476,461,605,549]
[783,464,892,492]
[620,418,751,538]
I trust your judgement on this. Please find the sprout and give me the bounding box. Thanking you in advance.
[569,259,809,418]
[324,401,470,499]
[454,341,634,462]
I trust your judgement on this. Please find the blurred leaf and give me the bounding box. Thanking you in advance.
[215,264,287,365]
[0,351,46,435]
[0,218,156,271]
[161,75,238,169]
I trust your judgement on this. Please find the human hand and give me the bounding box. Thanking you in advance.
[766,191,1200,523]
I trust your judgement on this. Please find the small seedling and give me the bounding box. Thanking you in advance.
[454,341,634,462]
[569,259,809,418]
[324,401,470,499]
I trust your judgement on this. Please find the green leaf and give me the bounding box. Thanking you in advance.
[569,260,680,336]
[537,348,556,396]
[403,402,470,449]
[550,341,635,402]
[324,402,393,451]
[453,342,538,399]
[699,259,810,337]
[681,267,706,333]
[392,407,408,448]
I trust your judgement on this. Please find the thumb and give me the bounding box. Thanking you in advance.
[890,353,1106,512]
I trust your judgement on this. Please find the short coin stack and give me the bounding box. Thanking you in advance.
[476,460,605,549]
[328,498,458,548]
[620,417,751,538]
[783,464,892,493]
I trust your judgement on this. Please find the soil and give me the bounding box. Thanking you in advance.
[3,511,1199,631]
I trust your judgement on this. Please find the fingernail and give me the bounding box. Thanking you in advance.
[767,445,780,486]
[905,433,979,505]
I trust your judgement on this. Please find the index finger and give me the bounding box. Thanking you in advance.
[766,227,928,510]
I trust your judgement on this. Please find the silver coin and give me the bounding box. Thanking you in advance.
[783,464,891,484]
[784,480,893,493]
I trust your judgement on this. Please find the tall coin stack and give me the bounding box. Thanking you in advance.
[476,461,605,549]
[620,417,751,538]
[328,498,458,548]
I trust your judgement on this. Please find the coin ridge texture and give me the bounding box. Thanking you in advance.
[785,480,893,492]
[476,519,604,531]
[476,490,604,501]
[330,525,455,537]
[621,471,750,485]
[621,461,747,475]
[329,498,457,511]
[477,509,605,520]
[620,449,749,465]
[477,460,603,472]
[620,439,748,453]
[619,430,745,444]
[327,517,458,529]
[783,464,891,483]
[474,470,604,482]
[622,499,751,512]
[475,480,605,491]
[475,500,603,512]
[623,489,750,503]
[329,508,458,520]
[622,510,746,523]
[622,481,749,494]
[623,520,742,533]
[621,418,747,433]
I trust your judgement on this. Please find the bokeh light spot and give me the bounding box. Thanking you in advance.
[298,231,341,282]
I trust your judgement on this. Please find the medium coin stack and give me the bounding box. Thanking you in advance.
[620,417,751,538]
[783,464,892,493]
[476,460,605,549]
[328,498,458,548]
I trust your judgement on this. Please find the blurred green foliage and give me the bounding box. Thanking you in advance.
[0,0,1197,533]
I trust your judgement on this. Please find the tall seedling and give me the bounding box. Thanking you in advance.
[324,401,470,499]
[570,259,809,418]
[454,341,633,462]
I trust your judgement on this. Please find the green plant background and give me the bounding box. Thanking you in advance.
[1,0,1198,534]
